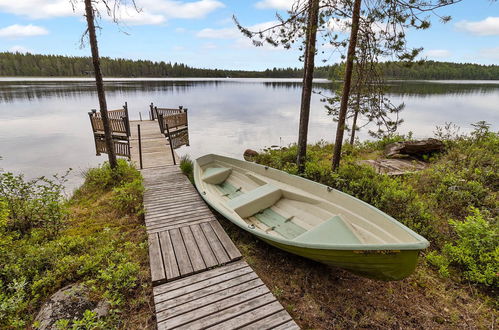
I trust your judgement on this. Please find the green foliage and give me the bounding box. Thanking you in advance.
[254,125,498,288]
[112,179,144,216]
[82,159,141,192]
[54,310,107,329]
[0,162,147,328]
[0,171,69,238]
[179,155,194,183]
[428,208,498,286]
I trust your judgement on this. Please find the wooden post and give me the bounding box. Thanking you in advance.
[138,124,143,169]
[123,101,130,135]
[164,120,176,165]
[150,102,154,120]
[139,112,142,121]
[184,108,189,128]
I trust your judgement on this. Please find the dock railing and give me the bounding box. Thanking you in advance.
[149,102,185,120]
[88,102,131,158]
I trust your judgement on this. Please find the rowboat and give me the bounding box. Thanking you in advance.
[193,154,429,281]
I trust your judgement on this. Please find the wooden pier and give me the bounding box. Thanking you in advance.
[129,119,298,329]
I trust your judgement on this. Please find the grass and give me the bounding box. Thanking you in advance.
[0,159,154,328]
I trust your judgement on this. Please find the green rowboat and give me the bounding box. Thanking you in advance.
[193,154,429,281]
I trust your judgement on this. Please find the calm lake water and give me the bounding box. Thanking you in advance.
[0,78,498,190]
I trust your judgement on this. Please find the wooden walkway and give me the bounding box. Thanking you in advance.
[129,120,298,329]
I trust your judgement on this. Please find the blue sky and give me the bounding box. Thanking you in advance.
[0,0,498,70]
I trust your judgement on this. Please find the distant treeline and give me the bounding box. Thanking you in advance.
[0,52,498,80]
[0,52,330,78]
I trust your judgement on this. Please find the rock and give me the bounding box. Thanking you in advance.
[358,158,427,176]
[34,283,110,329]
[385,138,444,158]
[243,149,259,161]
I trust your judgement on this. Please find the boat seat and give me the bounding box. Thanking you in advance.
[293,215,361,245]
[226,183,282,218]
[202,167,232,184]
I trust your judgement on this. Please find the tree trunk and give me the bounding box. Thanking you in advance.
[296,0,320,173]
[332,0,362,171]
[350,89,361,144]
[84,0,117,169]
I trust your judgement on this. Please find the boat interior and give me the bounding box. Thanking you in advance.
[199,159,421,246]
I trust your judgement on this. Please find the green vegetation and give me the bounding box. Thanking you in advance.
[252,123,498,290]
[0,52,329,78]
[0,160,152,328]
[179,155,194,183]
[2,52,499,80]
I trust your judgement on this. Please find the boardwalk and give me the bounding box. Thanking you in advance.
[129,120,299,329]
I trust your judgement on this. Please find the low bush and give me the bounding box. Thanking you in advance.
[428,208,498,287]
[0,160,149,328]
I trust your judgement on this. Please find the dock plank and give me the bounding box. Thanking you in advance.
[129,120,298,329]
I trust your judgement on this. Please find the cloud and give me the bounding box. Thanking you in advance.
[0,0,224,24]
[255,0,292,10]
[0,24,48,38]
[425,49,451,58]
[479,47,499,60]
[456,17,499,36]
[197,21,292,51]
[8,45,30,53]
[0,1,74,19]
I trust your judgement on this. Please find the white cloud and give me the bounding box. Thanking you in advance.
[425,49,451,58]
[0,1,74,19]
[255,0,292,10]
[479,47,499,60]
[0,24,48,38]
[196,21,290,51]
[0,0,224,25]
[8,45,30,53]
[456,17,499,36]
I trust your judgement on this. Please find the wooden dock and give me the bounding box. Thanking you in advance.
[129,120,299,329]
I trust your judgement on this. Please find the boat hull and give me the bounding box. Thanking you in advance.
[261,237,419,281]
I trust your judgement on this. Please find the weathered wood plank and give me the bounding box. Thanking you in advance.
[169,228,194,276]
[200,222,230,264]
[207,301,284,329]
[154,265,253,303]
[238,309,293,330]
[180,226,206,272]
[155,274,261,313]
[148,233,165,283]
[210,220,242,260]
[190,224,219,268]
[272,320,301,330]
[156,280,266,322]
[158,287,272,329]
[158,231,180,281]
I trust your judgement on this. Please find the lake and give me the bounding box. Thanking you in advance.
[0,78,498,190]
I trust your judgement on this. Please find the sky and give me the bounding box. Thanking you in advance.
[0,0,498,70]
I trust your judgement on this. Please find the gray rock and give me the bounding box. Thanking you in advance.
[34,283,110,329]
[243,149,259,161]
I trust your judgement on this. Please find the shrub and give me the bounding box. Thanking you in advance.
[0,171,68,238]
[179,155,194,183]
[83,159,141,191]
[427,208,498,287]
[112,178,144,216]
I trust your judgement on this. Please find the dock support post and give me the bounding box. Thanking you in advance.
[138,124,143,169]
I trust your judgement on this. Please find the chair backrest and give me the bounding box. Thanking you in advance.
[88,103,130,137]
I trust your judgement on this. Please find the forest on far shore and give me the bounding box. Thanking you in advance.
[1,52,498,80]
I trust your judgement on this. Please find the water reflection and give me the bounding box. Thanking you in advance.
[0,78,498,190]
